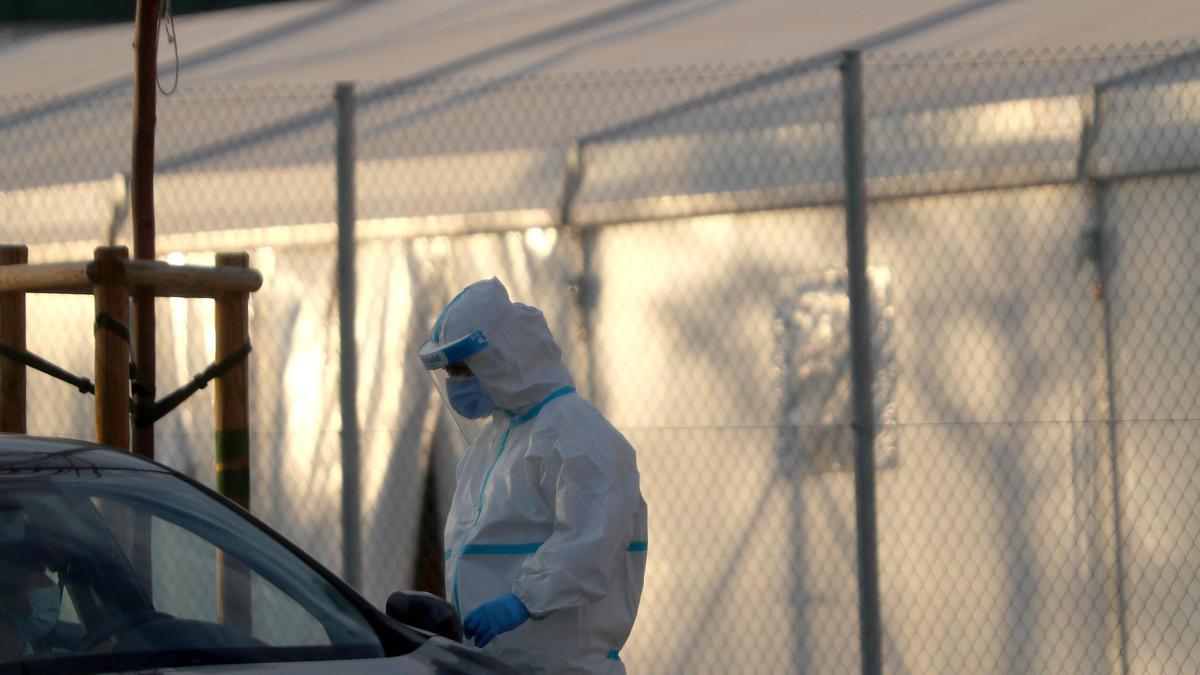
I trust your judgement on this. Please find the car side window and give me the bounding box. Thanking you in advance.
[90,496,330,647]
[55,572,80,625]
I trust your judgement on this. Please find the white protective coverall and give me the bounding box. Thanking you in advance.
[422,278,648,674]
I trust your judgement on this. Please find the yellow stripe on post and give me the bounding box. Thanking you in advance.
[216,430,250,505]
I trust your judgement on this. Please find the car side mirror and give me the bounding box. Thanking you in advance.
[386,590,463,642]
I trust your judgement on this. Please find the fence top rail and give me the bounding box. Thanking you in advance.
[0,256,262,298]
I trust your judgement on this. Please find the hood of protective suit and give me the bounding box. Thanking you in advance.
[427,278,574,414]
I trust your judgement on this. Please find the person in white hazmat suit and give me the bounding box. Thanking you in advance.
[418,278,648,674]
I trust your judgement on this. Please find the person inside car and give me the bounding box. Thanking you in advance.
[0,496,61,660]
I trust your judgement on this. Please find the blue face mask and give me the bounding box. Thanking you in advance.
[446,376,495,419]
[16,584,60,642]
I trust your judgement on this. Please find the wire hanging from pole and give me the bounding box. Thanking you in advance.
[158,0,179,95]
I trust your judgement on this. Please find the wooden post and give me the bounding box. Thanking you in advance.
[0,246,28,433]
[93,247,130,451]
[215,252,251,631]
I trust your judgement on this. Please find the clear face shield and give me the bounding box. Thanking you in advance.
[419,329,493,445]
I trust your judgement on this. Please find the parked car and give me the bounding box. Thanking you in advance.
[0,434,515,674]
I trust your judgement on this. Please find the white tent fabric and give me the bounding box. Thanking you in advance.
[5,3,1200,674]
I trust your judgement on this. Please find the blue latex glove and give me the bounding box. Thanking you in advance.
[462,593,530,648]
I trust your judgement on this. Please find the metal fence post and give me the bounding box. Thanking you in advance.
[560,140,601,405]
[1081,85,1130,675]
[336,81,362,590]
[841,50,883,675]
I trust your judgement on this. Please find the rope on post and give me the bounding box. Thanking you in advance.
[133,341,252,427]
[0,336,248,428]
[94,312,132,344]
[94,312,155,398]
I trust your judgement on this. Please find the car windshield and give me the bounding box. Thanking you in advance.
[0,460,385,672]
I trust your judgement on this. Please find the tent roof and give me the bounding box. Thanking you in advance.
[3,0,1198,244]
[1,0,1198,95]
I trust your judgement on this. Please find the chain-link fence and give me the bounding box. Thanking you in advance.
[4,42,1200,673]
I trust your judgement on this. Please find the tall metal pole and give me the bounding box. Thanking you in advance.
[1084,182,1131,675]
[1081,85,1131,675]
[336,82,362,590]
[559,141,601,404]
[131,0,160,460]
[841,50,883,675]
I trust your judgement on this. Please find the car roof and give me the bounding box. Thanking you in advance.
[0,433,168,471]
